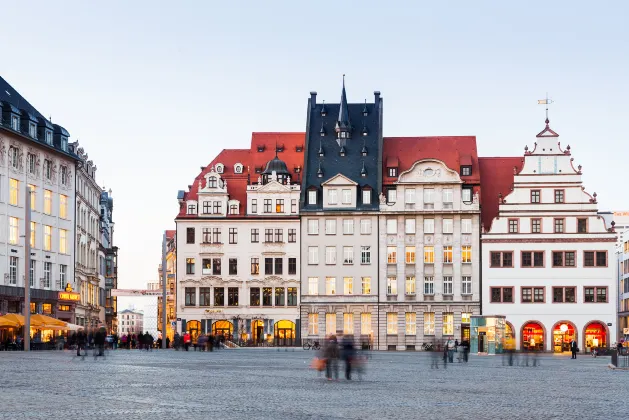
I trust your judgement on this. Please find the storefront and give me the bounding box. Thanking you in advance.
[584,322,607,352]
[211,320,234,340]
[470,315,505,354]
[57,289,80,323]
[461,313,471,343]
[504,322,515,350]
[186,320,201,343]
[522,322,545,351]
[274,320,296,346]
[553,322,576,353]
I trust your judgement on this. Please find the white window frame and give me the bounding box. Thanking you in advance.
[325,277,336,295]
[386,219,397,234]
[328,189,338,205]
[361,277,371,295]
[387,276,397,295]
[387,313,398,335]
[343,277,353,295]
[405,313,416,335]
[405,246,416,264]
[360,219,371,234]
[443,188,453,203]
[308,314,318,335]
[343,247,354,264]
[308,247,319,265]
[308,277,318,295]
[462,188,472,203]
[325,246,337,265]
[326,313,336,335]
[423,188,434,203]
[424,276,434,295]
[443,218,453,234]
[424,219,435,234]
[462,219,472,234]
[462,276,472,295]
[43,262,52,289]
[362,189,371,204]
[405,188,416,204]
[342,189,352,204]
[343,219,354,235]
[387,189,397,203]
[9,217,19,244]
[9,256,18,285]
[424,312,435,335]
[325,219,336,235]
[361,313,372,335]
[443,313,454,336]
[443,276,453,295]
[405,218,416,234]
[387,246,397,264]
[307,219,319,235]
[308,190,317,205]
[424,246,435,264]
[343,313,354,334]
[361,246,371,264]
[405,276,416,295]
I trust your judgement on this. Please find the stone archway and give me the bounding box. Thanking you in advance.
[520,320,546,352]
[551,320,578,353]
[582,320,610,352]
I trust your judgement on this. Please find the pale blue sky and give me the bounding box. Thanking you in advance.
[2,1,627,291]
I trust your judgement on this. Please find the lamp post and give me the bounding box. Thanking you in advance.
[24,185,32,352]
[161,231,167,349]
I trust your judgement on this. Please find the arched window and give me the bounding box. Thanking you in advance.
[229,204,238,215]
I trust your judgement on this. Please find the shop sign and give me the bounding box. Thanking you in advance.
[58,292,80,301]
[204,309,223,314]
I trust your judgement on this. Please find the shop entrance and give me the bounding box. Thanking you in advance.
[461,325,470,343]
[584,322,607,352]
[553,322,575,353]
[185,320,201,344]
[212,320,234,341]
[252,320,264,344]
[504,322,515,350]
[478,331,486,353]
[274,320,296,346]
[522,322,544,351]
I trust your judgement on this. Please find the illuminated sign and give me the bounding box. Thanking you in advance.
[58,292,80,301]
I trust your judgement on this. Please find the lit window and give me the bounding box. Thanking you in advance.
[387,313,398,334]
[443,313,454,335]
[405,313,416,335]
[387,246,397,264]
[308,314,318,335]
[387,277,397,295]
[325,277,336,295]
[405,246,416,264]
[343,313,353,334]
[59,195,68,218]
[343,277,353,295]
[44,225,52,251]
[308,277,318,295]
[361,313,372,335]
[405,276,416,295]
[9,179,19,206]
[424,246,435,263]
[28,185,36,210]
[9,217,19,244]
[30,222,36,248]
[424,312,435,335]
[59,229,68,254]
[326,313,336,335]
[361,277,371,295]
[443,246,453,263]
[43,190,52,215]
[462,246,472,263]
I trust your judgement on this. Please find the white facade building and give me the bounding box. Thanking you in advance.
[482,120,617,353]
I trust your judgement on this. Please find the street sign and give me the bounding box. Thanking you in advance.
[171,321,176,327]
[111,289,172,296]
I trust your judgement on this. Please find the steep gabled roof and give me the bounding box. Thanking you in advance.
[478,156,524,231]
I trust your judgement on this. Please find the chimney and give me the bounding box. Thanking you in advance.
[374,91,381,106]
[310,91,317,109]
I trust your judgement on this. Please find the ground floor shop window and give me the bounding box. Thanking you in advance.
[212,320,234,340]
[274,320,295,346]
[553,322,575,353]
[186,320,201,343]
[584,322,607,351]
[522,322,544,351]
[504,322,515,350]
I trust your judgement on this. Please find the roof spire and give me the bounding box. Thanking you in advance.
[336,74,351,132]
[536,94,559,137]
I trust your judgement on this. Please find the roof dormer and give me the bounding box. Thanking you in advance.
[215,163,224,173]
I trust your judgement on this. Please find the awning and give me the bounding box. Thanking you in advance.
[0,317,19,328]
[64,323,85,331]
[31,314,67,327]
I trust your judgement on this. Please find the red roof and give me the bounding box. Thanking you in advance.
[478,157,524,232]
[177,132,305,218]
[165,230,176,240]
[383,136,481,185]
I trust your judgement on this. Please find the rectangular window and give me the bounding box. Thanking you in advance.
[265,258,273,274]
[308,247,319,264]
[276,199,284,213]
[203,201,211,214]
[362,189,371,204]
[343,277,353,295]
[274,258,283,274]
[388,168,398,177]
[443,188,453,203]
[405,313,416,335]
[328,189,338,204]
[325,246,337,264]
[462,246,472,263]
[59,229,68,254]
[424,246,434,264]
[250,228,259,243]
[490,287,513,303]
[386,218,397,234]
[250,287,260,306]
[531,218,542,233]
[307,219,319,235]
[212,258,221,275]
[186,258,195,275]
[185,287,196,306]
[264,229,273,243]
[554,218,564,233]
[552,251,576,267]
[59,264,66,288]
[554,189,564,203]
[577,218,587,233]
[213,201,222,214]
[443,246,453,263]
[274,229,283,242]
[9,256,18,285]
[28,185,36,211]
[361,246,371,264]
[405,218,416,234]
[387,313,398,335]
[229,228,238,244]
[288,258,297,275]
[531,190,541,203]
[442,218,453,234]
[443,313,454,336]
[521,251,544,267]
[251,199,257,213]
[405,246,416,264]
[326,313,336,335]
[343,219,354,234]
[9,179,19,205]
[343,247,354,264]
[202,259,212,275]
[462,188,472,203]
[288,229,296,243]
[43,225,52,251]
[424,276,434,295]
[250,257,259,275]
[229,258,238,275]
[44,190,52,215]
[262,199,271,213]
[423,188,434,203]
[508,219,519,233]
[387,189,397,203]
[462,276,472,295]
[490,251,513,267]
[342,189,352,204]
[325,219,336,235]
[405,276,416,295]
[424,312,435,335]
[308,190,317,205]
[443,276,453,295]
[387,276,397,295]
[387,246,397,264]
[405,188,416,204]
[461,219,472,234]
[361,277,371,295]
[325,277,336,295]
[186,227,195,244]
[59,195,68,219]
[291,199,297,213]
[287,287,297,306]
[308,277,318,295]
[583,251,607,267]
[262,287,272,306]
[424,219,435,234]
[199,287,211,306]
[228,287,239,306]
[9,217,19,245]
[360,219,371,234]
[461,166,472,176]
[44,160,52,180]
[361,313,372,335]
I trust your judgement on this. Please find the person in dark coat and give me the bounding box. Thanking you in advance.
[570,339,578,359]
[94,327,106,356]
[76,330,86,356]
[340,335,356,380]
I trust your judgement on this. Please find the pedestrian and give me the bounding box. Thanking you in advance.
[183,331,191,351]
[324,335,339,381]
[454,339,459,353]
[76,330,86,357]
[340,335,356,380]
[617,341,624,356]
[94,326,106,357]
[174,332,181,350]
[570,338,578,359]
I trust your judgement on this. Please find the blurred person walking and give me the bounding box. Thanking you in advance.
[324,335,339,381]
[340,335,356,380]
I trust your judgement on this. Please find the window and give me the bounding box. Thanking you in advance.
[326,314,336,335]
[461,166,472,176]
[274,258,283,274]
[59,194,68,219]
[387,246,397,264]
[424,276,434,295]
[251,199,257,213]
[229,258,237,275]
[361,277,371,295]
[490,287,513,303]
[42,262,52,289]
[342,189,352,204]
[325,247,336,264]
[423,188,434,204]
[59,229,68,254]
[387,277,397,295]
[30,222,36,248]
[229,204,238,215]
[405,246,416,264]
[405,313,416,335]
[325,219,336,235]
[288,229,296,243]
[328,189,338,204]
[461,219,472,234]
[577,218,587,233]
[443,276,453,295]
[185,288,196,306]
[361,246,371,264]
[405,276,416,295]
[405,188,416,204]
[29,122,37,138]
[187,204,196,214]
[9,256,18,285]
[362,189,371,204]
[424,246,434,264]
[43,190,52,214]
[249,257,259,274]
[521,251,544,267]
[343,277,353,295]
[274,229,283,242]
[508,219,519,233]
[308,277,318,295]
[552,251,576,267]
[443,313,454,336]
[307,219,319,235]
[553,287,576,303]
[443,218,453,234]
[388,167,398,177]
[462,276,472,295]
[199,287,211,306]
[584,251,607,267]
[228,287,239,306]
[186,258,195,275]
[264,199,272,213]
[250,288,260,306]
[212,258,221,275]
[443,188,453,203]
[45,131,52,145]
[522,287,545,303]
[308,190,317,205]
[308,247,319,264]
[261,287,272,306]
[9,147,19,169]
[424,219,434,234]
[387,189,397,203]
[208,177,217,188]
[291,199,297,213]
[343,247,354,264]
[27,153,36,174]
[360,219,371,234]
[214,288,225,306]
[554,189,564,203]
[462,188,472,203]
[186,227,195,244]
[387,313,398,334]
[9,217,19,244]
[424,312,435,335]
[490,251,513,267]
[386,219,397,234]
[554,218,564,233]
[583,287,607,303]
[443,246,453,263]
[202,259,212,275]
[405,219,416,234]
[265,258,273,274]
[264,229,273,242]
[43,225,52,251]
[462,246,472,263]
[229,228,238,244]
[28,261,35,287]
[528,190,542,204]
[276,199,284,213]
[287,287,297,306]
[361,313,372,335]
[531,218,542,233]
[251,228,259,243]
[308,314,319,335]
[325,277,336,295]
[343,219,354,234]
[28,185,36,210]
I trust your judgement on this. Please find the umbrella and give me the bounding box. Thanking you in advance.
[31,314,67,327]
[0,317,19,328]
[0,313,24,326]
[64,323,85,331]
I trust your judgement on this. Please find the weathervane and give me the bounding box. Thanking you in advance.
[538,93,554,121]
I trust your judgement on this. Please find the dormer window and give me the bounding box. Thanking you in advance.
[318,143,324,157]
[234,163,243,174]
[45,130,52,145]
[296,145,303,152]
[317,163,323,178]
[321,101,327,117]
[257,145,265,152]
[208,177,217,188]
[388,167,398,177]
[461,166,472,176]
[362,101,369,117]
[362,125,368,136]
[276,145,284,153]
[308,190,317,205]
[362,189,371,205]
[215,163,224,173]
[339,146,346,157]
[255,166,262,174]
[11,115,19,131]
[60,136,68,152]
[187,204,196,215]
[229,204,238,215]
[319,124,326,137]
[339,131,348,139]
[294,166,301,173]
[29,123,37,138]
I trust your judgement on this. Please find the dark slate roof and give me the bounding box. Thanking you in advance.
[262,155,290,175]
[0,76,45,120]
[301,86,383,211]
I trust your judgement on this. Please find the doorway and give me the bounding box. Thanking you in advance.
[252,320,264,344]
[274,320,296,346]
[212,320,234,341]
[478,332,486,353]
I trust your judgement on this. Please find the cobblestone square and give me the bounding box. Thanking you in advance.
[0,349,623,419]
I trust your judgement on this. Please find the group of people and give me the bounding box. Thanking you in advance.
[119,332,160,350]
[319,335,364,381]
[70,326,107,357]
[172,331,226,351]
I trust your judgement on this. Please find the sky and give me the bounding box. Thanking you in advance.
[1,1,628,293]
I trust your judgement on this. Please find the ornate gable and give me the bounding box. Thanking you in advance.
[397,159,461,184]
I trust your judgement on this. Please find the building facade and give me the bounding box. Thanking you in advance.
[100,189,118,333]
[378,137,482,350]
[0,76,78,322]
[481,118,617,353]
[157,230,176,342]
[607,211,629,340]
[117,308,144,336]
[176,133,304,345]
[299,81,383,345]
